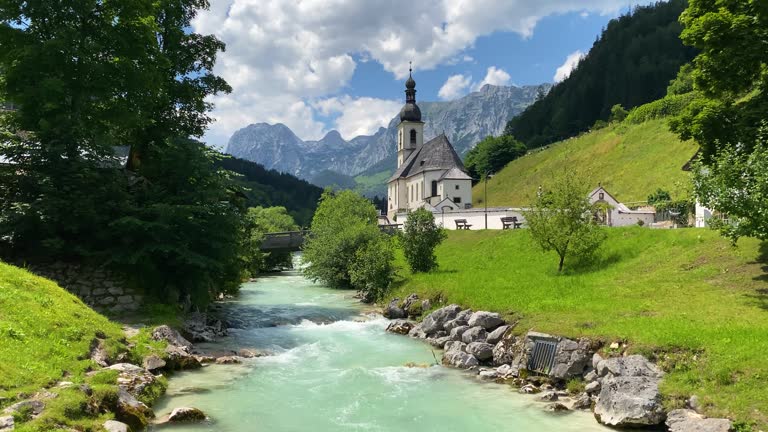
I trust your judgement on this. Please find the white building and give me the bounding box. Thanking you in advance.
[588,185,656,227]
[387,69,473,219]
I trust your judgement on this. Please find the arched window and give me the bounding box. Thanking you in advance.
[431,180,437,197]
[410,129,417,145]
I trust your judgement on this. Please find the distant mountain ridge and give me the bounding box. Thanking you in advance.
[226,83,551,181]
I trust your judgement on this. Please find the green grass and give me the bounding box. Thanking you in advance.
[0,262,130,430]
[392,228,768,429]
[475,119,698,206]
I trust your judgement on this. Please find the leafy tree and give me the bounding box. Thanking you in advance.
[349,235,395,302]
[523,170,606,272]
[244,206,299,273]
[107,139,246,307]
[505,0,695,148]
[647,189,672,204]
[401,208,447,273]
[693,128,768,242]
[464,135,527,179]
[671,0,768,160]
[302,190,388,289]
[609,104,628,123]
[0,1,240,307]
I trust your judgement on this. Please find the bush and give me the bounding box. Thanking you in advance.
[626,93,697,124]
[402,208,447,273]
[302,190,393,289]
[349,235,395,302]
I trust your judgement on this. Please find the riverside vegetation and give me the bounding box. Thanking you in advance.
[390,228,768,429]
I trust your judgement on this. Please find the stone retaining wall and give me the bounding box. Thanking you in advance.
[29,262,142,314]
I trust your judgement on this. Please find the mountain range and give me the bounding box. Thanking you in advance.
[225,83,551,186]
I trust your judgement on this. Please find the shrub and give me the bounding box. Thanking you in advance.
[349,235,395,302]
[402,208,447,273]
[303,190,392,289]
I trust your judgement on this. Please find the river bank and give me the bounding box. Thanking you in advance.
[149,269,608,431]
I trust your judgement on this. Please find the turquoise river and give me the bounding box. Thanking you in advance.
[151,266,610,431]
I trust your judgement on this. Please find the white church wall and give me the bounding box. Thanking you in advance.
[397,208,527,230]
[440,179,472,208]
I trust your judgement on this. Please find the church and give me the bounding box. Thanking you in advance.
[387,69,473,220]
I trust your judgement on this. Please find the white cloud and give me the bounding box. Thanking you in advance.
[554,50,585,82]
[314,96,401,139]
[193,0,641,145]
[438,74,473,100]
[471,66,512,91]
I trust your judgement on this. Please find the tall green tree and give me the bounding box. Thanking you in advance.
[523,170,606,272]
[0,1,239,306]
[464,135,527,180]
[302,190,385,290]
[671,0,768,159]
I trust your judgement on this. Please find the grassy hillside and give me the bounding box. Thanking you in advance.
[475,119,698,206]
[392,228,768,428]
[0,262,129,430]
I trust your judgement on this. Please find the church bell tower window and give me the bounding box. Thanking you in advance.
[410,129,417,145]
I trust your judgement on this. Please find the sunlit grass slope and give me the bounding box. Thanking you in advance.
[393,228,768,428]
[475,119,698,206]
[0,262,125,397]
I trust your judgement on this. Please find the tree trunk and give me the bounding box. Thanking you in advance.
[558,254,565,272]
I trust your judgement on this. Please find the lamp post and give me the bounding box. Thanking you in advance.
[441,205,447,228]
[484,172,493,230]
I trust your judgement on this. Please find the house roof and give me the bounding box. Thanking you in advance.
[439,167,473,181]
[388,133,468,182]
[588,185,620,205]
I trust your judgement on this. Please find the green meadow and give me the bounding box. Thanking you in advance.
[393,228,768,428]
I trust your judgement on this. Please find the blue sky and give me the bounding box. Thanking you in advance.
[192,1,650,147]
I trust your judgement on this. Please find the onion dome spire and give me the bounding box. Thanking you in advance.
[400,61,422,122]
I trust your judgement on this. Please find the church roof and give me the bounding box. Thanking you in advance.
[388,133,469,181]
[439,167,473,181]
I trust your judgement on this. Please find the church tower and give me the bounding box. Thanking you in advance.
[397,65,424,168]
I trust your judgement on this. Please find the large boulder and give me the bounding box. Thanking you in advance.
[385,320,414,335]
[443,341,467,353]
[142,355,166,372]
[421,304,462,335]
[486,325,511,345]
[427,336,453,349]
[383,298,406,319]
[593,355,666,428]
[466,342,494,361]
[550,337,594,380]
[103,420,130,432]
[666,409,732,432]
[442,350,479,369]
[164,345,202,370]
[461,326,487,344]
[443,318,467,332]
[168,407,207,423]
[467,311,504,330]
[448,325,470,341]
[596,355,663,379]
[106,363,159,399]
[0,416,12,431]
[151,325,192,350]
[407,323,427,339]
[114,388,153,430]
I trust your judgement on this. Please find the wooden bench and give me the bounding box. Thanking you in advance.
[454,219,472,230]
[501,216,523,229]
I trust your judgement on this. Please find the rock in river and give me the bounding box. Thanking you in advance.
[461,326,487,344]
[386,320,414,335]
[168,407,207,423]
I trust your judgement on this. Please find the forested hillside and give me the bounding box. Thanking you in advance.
[506,0,696,148]
[217,156,323,227]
